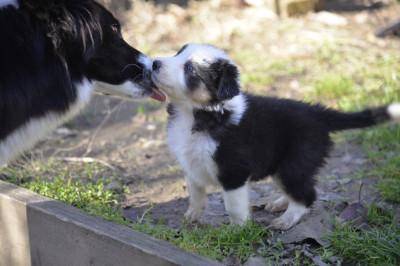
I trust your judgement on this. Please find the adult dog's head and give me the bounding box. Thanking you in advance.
[151,43,240,107]
[6,0,165,101]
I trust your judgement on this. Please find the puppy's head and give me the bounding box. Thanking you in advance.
[151,44,240,107]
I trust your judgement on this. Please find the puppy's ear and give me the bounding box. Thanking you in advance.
[217,61,240,101]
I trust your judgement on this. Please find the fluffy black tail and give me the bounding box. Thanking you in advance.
[323,103,400,132]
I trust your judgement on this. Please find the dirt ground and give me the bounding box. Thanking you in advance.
[16,0,400,263]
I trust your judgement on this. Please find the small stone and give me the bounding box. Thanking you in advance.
[142,140,167,149]
[243,256,268,266]
[310,11,348,26]
[146,124,156,131]
[102,181,122,192]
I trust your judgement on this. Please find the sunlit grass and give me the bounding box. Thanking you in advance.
[326,203,400,264]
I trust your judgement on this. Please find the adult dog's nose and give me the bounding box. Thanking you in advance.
[152,60,161,71]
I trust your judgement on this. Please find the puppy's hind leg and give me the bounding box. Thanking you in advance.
[222,182,250,226]
[272,163,318,230]
[265,194,289,213]
[271,199,309,230]
[184,180,207,223]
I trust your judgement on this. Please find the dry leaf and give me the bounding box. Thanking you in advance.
[119,206,139,222]
[339,202,368,227]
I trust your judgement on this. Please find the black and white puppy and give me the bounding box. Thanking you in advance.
[151,43,400,230]
[0,0,166,166]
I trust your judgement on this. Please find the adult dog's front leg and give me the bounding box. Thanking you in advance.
[222,183,250,226]
[184,180,207,222]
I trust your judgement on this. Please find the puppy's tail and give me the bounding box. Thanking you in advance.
[324,103,400,132]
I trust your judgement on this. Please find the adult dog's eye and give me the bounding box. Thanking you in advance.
[185,64,194,73]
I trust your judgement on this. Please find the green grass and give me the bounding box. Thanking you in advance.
[136,217,281,262]
[301,45,400,203]
[5,176,127,222]
[1,175,281,263]
[297,43,400,264]
[359,125,400,202]
[326,203,400,265]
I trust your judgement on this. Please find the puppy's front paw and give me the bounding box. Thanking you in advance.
[184,205,205,223]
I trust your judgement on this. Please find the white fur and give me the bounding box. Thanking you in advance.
[184,181,207,222]
[222,183,250,225]
[271,199,309,230]
[0,79,93,166]
[167,104,220,188]
[138,54,153,70]
[224,94,247,125]
[93,80,149,99]
[388,103,400,119]
[167,103,221,223]
[0,0,18,9]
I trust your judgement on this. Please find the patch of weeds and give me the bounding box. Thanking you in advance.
[170,219,279,262]
[136,103,147,115]
[312,246,338,264]
[258,237,284,264]
[134,213,279,263]
[0,167,32,185]
[24,178,127,222]
[326,203,400,265]
[82,160,108,180]
[168,164,182,173]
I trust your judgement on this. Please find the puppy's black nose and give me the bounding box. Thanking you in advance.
[152,60,161,71]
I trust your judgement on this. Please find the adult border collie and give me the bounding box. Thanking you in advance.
[151,43,400,230]
[0,0,166,166]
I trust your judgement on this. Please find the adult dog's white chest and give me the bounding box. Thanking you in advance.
[167,104,220,187]
[0,79,93,166]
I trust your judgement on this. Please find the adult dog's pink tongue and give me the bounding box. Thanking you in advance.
[150,88,166,102]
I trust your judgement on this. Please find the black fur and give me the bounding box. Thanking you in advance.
[216,61,240,101]
[164,50,394,207]
[185,94,393,207]
[0,0,153,141]
[192,108,233,139]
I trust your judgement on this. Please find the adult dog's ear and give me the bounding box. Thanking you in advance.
[217,61,240,101]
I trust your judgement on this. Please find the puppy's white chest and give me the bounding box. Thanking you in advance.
[167,107,219,187]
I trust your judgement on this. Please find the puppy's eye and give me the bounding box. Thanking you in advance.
[185,64,194,73]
